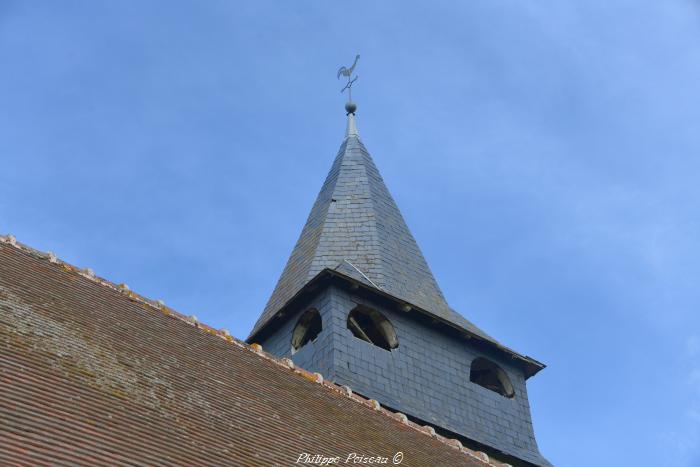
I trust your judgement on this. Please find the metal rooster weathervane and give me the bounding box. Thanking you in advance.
[337,54,360,102]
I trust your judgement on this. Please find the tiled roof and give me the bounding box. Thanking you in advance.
[0,236,513,467]
[252,131,493,342]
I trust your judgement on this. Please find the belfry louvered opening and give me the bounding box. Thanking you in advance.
[291,309,322,354]
[347,306,398,351]
[469,357,515,398]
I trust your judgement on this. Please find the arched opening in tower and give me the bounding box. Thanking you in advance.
[469,357,515,398]
[291,309,322,354]
[347,307,399,351]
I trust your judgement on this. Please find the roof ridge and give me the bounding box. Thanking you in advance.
[0,233,511,467]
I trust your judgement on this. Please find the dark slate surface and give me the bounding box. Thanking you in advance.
[251,133,491,341]
[259,285,552,467]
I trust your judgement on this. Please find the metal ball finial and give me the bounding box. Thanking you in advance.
[345,101,357,115]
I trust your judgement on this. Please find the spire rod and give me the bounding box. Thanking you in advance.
[345,110,358,138]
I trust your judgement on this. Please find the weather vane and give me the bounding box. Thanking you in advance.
[337,54,360,104]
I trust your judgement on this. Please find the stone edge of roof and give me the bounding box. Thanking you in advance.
[0,234,512,467]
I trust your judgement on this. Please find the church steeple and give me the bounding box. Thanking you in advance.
[247,66,550,466]
[250,108,489,342]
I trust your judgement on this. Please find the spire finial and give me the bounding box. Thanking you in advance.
[345,101,357,115]
[337,54,360,115]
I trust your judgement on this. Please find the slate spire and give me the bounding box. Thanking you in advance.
[251,108,487,339]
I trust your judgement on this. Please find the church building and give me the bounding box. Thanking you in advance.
[0,97,550,466]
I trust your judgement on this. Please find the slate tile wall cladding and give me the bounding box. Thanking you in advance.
[261,285,548,467]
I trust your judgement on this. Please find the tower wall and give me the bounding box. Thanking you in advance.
[259,284,547,466]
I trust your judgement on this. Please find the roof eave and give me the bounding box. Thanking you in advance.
[247,268,546,379]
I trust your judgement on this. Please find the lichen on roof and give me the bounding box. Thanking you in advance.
[0,234,511,466]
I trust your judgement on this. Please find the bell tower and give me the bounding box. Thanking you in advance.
[247,76,550,466]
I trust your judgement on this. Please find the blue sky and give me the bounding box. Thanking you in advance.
[2,2,699,465]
